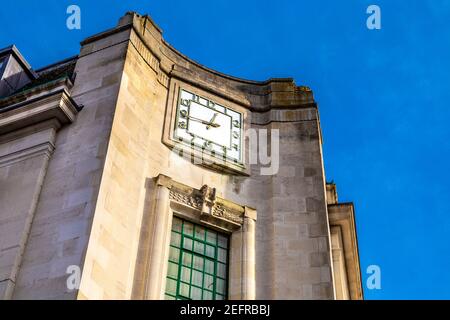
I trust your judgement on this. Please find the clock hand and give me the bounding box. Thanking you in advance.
[206,113,218,130]
[186,115,221,128]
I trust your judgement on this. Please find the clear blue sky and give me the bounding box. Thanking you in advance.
[1,0,449,299]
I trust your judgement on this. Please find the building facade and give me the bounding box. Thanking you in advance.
[0,12,362,300]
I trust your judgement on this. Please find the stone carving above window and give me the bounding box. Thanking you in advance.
[159,175,245,231]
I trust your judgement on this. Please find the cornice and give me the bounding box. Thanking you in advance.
[0,86,81,136]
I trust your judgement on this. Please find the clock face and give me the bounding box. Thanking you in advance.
[174,89,243,163]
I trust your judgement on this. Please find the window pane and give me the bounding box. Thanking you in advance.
[217,263,227,278]
[181,266,191,283]
[204,274,214,290]
[218,248,227,263]
[166,278,177,295]
[183,237,193,251]
[194,241,204,255]
[216,278,226,294]
[218,234,228,248]
[203,290,213,300]
[170,232,181,247]
[191,286,202,300]
[167,262,178,279]
[205,245,215,258]
[182,252,192,267]
[172,217,182,232]
[206,230,217,244]
[204,259,214,274]
[192,270,203,287]
[169,247,179,263]
[216,294,225,300]
[165,294,176,300]
[183,221,194,236]
[194,226,205,240]
[180,283,190,298]
[192,255,204,271]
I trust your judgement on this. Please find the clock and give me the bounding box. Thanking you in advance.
[173,89,243,164]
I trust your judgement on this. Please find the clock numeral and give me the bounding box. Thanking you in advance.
[181,99,191,107]
[208,100,215,108]
[233,120,241,128]
[232,131,239,139]
[203,141,213,149]
[180,110,188,118]
[192,94,200,103]
[178,122,187,129]
[232,143,239,151]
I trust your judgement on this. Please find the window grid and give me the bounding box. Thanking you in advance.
[165,216,229,300]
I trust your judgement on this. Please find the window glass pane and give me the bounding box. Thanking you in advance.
[183,237,193,251]
[165,294,176,300]
[183,221,194,236]
[194,226,205,240]
[205,244,215,258]
[180,283,190,298]
[192,255,204,271]
[204,259,214,274]
[206,230,217,244]
[216,294,225,300]
[218,248,227,263]
[181,267,191,283]
[172,217,182,232]
[170,232,181,247]
[192,270,203,287]
[169,247,179,263]
[194,241,204,254]
[191,286,202,300]
[167,262,179,279]
[218,234,228,248]
[166,278,177,295]
[203,290,213,300]
[217,263,227,278]
[216,278,226,294]
[204,274,214,290]
[182,252,192,267]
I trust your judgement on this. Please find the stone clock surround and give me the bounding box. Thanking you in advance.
[163,80,250,175]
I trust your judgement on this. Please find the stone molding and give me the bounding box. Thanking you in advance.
[0,141,54,168]
[251,107,318,125]
[129,29,169,88]
[0,85,81,136]
[157,174,252,232]
[328,202,363,300]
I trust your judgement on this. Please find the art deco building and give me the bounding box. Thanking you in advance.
[0,12,362,300]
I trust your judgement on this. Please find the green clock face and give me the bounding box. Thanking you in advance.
[174,89,243,163]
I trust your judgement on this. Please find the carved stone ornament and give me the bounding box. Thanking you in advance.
[161,175,244,229]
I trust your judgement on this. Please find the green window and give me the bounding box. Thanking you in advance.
[165,216,229,300]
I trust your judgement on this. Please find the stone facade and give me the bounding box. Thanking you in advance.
[0,12,362,300]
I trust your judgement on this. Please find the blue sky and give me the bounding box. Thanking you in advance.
[1,0,449,299]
